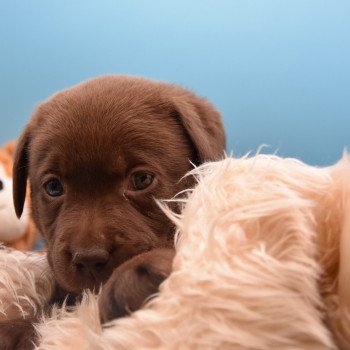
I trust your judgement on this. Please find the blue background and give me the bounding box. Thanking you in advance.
[1,1,349,165]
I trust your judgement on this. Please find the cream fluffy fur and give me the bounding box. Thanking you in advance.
[0,247,53,321]
[0,154,349,349]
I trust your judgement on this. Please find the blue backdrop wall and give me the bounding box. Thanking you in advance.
[1,0,349,165]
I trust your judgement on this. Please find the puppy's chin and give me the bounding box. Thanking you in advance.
[56,273,103,295]
[54,264,111,295]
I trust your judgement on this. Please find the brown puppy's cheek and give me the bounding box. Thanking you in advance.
[99,248,175,323]
[30,188,63,233]
[49,238,81,293]
[125,201,175,244]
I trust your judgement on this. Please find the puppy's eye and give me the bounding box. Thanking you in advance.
[130,172,154,191]
[44,179,64,197]
[0,180,3,191]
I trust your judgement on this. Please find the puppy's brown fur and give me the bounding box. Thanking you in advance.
[3,76,225,348]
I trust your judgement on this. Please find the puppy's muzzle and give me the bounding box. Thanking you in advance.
[72,248,110,279]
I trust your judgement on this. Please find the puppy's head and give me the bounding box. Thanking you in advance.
[13,76,225,294]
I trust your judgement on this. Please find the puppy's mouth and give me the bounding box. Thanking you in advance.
[74,264,113,292]
[63,261,114,294]
[55,265,113,295]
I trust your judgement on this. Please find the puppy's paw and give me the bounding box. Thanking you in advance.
[0,318,37,350]
[99,248,175,323]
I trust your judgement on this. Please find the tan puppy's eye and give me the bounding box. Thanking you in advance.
[44,178,64,197]
[130,172,154,191]
[0,180,3,191]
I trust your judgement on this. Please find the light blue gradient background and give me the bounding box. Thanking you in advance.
[1,1,349,165]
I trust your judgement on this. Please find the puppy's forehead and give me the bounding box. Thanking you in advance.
[31,80,183,175]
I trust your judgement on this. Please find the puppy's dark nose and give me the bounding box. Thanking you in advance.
[72,249,110,275]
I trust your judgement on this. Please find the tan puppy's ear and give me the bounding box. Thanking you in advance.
[13,127,30,218]
[3,140,17,157]
[171,94,226,164]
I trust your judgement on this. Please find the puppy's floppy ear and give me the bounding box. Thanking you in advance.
[171,94,226,164]
[13,126,30,218]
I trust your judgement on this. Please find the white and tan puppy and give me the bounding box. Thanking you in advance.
[0,142,37,250]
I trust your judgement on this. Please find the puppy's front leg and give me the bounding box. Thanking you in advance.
[99,248,175,323]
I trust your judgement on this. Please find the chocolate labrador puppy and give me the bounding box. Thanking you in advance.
[1,75,225,348]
